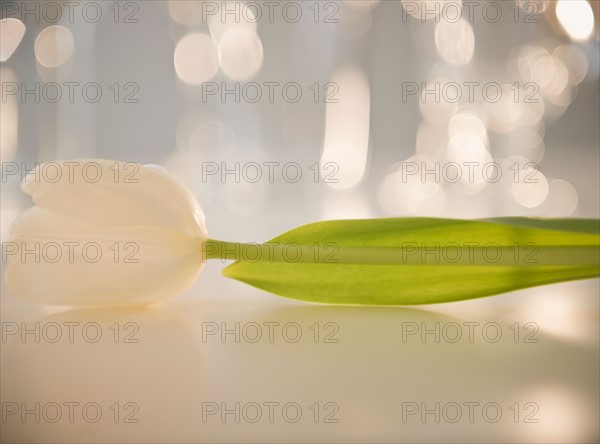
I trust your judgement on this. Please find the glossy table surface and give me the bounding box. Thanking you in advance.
[2,259,598,443]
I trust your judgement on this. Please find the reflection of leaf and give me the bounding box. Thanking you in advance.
[216,218,599,305]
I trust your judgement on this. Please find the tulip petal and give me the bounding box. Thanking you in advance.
[5,206,204,306]
[22,160,207,240]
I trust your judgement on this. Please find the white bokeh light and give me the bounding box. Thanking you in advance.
[174,33,219,85]
[0,18,26,62]
[542,179,579,216]
[434,18,474,66]
[34,25,74,68]
[447,111,488,145]
[556,0,595,41]
[379,156,446,215]
[508,127,545,162]
[0,68,18,161]
[321,66,371,191]
[554,45,589,85]
[218,27,263,81]
[512,167,549,208]
[168,0,205,26]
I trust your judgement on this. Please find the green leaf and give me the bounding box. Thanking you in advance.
[216,218,600,305]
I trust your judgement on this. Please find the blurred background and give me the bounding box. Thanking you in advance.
[1,0,599,241]
[1,1,599,443]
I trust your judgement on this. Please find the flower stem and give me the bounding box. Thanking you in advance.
[203,239,600,268]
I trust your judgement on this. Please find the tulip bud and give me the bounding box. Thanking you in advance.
[5,160,208,306]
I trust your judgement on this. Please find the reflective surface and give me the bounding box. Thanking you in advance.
[1,264,599,442]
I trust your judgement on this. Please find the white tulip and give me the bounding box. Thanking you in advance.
[5,160,208,306]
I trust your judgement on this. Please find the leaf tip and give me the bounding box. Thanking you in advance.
[221,263,237,278]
